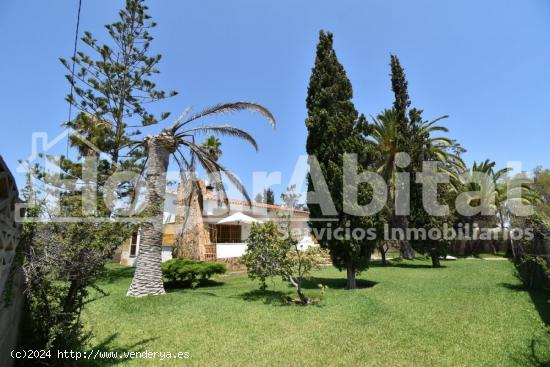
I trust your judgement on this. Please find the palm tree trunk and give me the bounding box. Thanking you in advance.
[127,134,172,297]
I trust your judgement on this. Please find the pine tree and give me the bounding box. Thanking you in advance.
[305,31,374,289]
[61,0,177,167]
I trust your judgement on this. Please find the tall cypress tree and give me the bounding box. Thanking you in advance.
[305,31,374,289]
[389,55,416,259]
[390,54,411,128]
[390,55,461,267]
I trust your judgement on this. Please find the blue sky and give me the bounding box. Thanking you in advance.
[1,0,550,202]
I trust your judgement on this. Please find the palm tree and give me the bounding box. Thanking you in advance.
[126,102,275,297]
[459,160,539,257]
[369,109,464,259]
[201,135,222,161]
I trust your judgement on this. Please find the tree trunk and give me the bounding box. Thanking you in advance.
[399,241,415,260]
[296,287,309,305]
[288,275,309,305]
[430,251,441,268]
[395,215,415,259]
[346,261,357,289]
[63,280,80,314]
[379,245,387,266]
[127,134,173,297]
[499,213,515,259]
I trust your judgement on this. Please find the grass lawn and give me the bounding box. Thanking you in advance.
[82,259,550,366]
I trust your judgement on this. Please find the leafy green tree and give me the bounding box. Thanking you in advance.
[241,221,321,305]
[305,31,375,289]
[22,216,129,353]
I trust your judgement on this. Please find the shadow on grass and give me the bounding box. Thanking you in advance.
[86,267,136,305]
[100,265,135,283]
[499,282,550,328]
[238,289,290,306]
[371,261,443,269]
[509,339,550,367]
[164,279,225,292]
[301,277,377,290]
[80,333,159,366]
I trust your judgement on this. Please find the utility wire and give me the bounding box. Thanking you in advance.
[66,0,83,159]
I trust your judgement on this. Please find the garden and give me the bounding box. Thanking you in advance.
[80,259,550,366]
[4,0,550,366]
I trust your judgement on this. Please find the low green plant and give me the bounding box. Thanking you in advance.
[161,259,226,288]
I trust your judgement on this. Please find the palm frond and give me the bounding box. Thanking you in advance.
[178,125,259,151]
[179,140,253,206]
[172,101,275,132]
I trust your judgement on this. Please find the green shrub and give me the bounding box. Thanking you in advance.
[241,221,324,305]
[161,259,226,288]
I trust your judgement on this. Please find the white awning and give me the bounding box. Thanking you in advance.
[216,212,262,225]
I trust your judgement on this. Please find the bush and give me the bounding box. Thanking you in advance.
[161,259,226,288]
[514,214,550,289]
[241,221,323,305]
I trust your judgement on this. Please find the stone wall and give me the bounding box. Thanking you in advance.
[0,156,22,367]
[173,181,211,260]
[0,270,24,367]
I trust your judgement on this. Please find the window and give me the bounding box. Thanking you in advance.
[206,223,216,243]
[130,231,138,257]
[215,225,242,243]
[0,177,8,198]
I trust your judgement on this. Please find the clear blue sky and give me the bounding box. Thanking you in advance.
[1,0,550,201]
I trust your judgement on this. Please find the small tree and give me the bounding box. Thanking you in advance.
[241,222,320,305]
[281,184,301,209]
[20,198,129,353]
[254,188,275,205]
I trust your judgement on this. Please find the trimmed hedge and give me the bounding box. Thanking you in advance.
[161,259,226,288]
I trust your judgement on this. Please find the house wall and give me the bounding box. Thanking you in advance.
[122,246,173,267]
[216,243,248,259]
[117,186,314,264]
[119,228,174,267]
[118,192,178,266]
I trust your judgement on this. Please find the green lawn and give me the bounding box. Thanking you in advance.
[82,259,550,366]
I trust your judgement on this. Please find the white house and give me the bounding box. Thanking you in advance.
[117,183,314,266]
